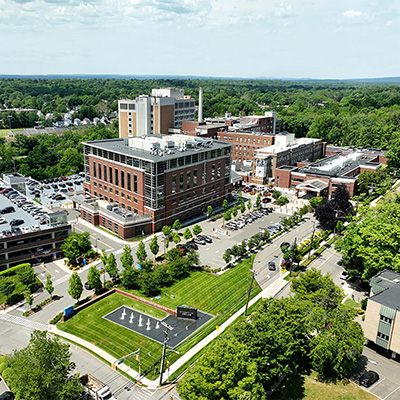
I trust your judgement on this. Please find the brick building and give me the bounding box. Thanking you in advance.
[118,88,195,138]
[80,135,233,238]
[274,148,386,197]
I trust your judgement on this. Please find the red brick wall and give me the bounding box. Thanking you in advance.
[275,169,292,188]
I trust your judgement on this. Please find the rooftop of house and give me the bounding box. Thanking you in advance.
[370,269,400,311]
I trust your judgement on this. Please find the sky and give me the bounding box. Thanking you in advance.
[1,0,399,79]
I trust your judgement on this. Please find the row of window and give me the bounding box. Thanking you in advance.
[171,184,222,204]
[380,315,393,324]
[377,331,389,341]
[220,136,272,145]
[93,162,138,192]
[92,182,139,203]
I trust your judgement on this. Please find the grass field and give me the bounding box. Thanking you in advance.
[271,371,378,400]
[0,128,24,137]
[58,256,261,379]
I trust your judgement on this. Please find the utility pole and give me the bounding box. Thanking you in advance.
[159,321,173,386]
[308,221,315,259]
[244,269,256,316]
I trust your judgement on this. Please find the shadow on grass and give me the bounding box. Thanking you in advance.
[270,373,306,400]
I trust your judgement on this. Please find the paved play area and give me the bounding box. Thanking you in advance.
[103,305,213,348]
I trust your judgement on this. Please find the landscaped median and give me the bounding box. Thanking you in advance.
[51,256,262,384]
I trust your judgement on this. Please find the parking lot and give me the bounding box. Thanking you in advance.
[25,174,85,208]
[197,208,290,269]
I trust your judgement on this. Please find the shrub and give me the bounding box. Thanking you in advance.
[0,263,31,278]
[361,298,368,310]
[50,312,63,325]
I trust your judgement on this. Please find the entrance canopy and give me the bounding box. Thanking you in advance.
[296,179,329,193]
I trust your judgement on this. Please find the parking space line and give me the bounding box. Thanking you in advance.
[383,385,400,399]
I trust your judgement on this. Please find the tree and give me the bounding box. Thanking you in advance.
[272,189,281,200]
[87,266,102,292]
[186,249,200,268]
[3,330,81,400]
[136,241,147,264]
[105,253,119,281]
[223,199,229,213]
[149,235,159,257]
[224,210,232,221]
[17,264,36,287]
[0,277,15,305]
[309,196,323,209]
[61,232,92,267]
[173,233,181,244]
[162,225,172,254]
[240,202,246,214]
[67,272,83,303]
[256,193,261,208]
[223,249,232,265]
[276,196,289,206]
[120,245,133,270]
[45,274,54,299]
[173,219,182,232]
[183,228,193,241]
[207,205,213,219]
[291,268,344,311]
[121,268,139,289]
[25,291,33,309]
[232,204,238,217]
[192,224,202,236]
[247,199,252,210]
[139,272,159,296]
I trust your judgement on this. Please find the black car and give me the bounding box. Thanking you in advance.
[0,391,15,400]
[359,370,379,387]
[0,206,15,214]
[185,242,199,250]
[10,219,24,227]
[268,261,276,271]
[84,281,92,290]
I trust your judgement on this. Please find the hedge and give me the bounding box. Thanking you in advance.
[0,263,31,278]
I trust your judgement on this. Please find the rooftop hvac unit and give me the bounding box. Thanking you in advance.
[112,207,120,212]
[125,213,133,218]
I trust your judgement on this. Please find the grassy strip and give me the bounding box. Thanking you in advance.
[271,370,378,400]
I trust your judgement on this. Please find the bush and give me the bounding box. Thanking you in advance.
[361,298,368,310]
[50,312,63,325]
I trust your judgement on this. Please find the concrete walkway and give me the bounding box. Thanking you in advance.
[48,272,291,388]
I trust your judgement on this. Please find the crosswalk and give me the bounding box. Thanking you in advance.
[114,383,154,400]
[0,313,47,331]
[52,274,70,287]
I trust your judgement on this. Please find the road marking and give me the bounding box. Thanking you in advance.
[368,359,378,365]
[0,314,47,331]
[383,385,400,400]
[55,269,59,273]
[52,274,70,287]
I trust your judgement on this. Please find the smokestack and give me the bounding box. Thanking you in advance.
[198,87,203,123]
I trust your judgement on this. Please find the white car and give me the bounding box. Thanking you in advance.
[340,271,349,280]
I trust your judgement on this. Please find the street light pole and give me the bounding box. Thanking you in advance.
[159,321,173,387]
[244,269,256,316]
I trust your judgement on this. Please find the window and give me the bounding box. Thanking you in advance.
[186,171,191,189]
[380,315,393,324]
[115,169,119,185]
[179,173,184,190]
[109,188,113,193]
[99,184,102,189]
[108,220,112,230]
[172,198,176,204]
[98,163,102,179]
[127,195,131,200]
[109,166,113,184]
[134,198,138,203]
[127,173,131,190]
[93,162,96,178]
[377,332,389,341]
[104,165,107,181]
[133,175,138,192]
[121,193,125,198]
[193,170,198,187]
[128,206,132,211]
[115,190,119,196]
[121,171,125,189]
[94,182,97,187]
[102,217,106,227]
[172,174,177,193]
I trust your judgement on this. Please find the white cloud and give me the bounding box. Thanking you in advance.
[343,10,363,18]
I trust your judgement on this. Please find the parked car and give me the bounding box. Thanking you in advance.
[185,242,199,250]
[193,236,206,245]
[0,206,15,214]
[199,235,212,243]
[10,219,24,227]
[340,271,350,280]
[84,281,92,290]
[268,261,276,271]
[176,245,188,255]
[359,371,379,387]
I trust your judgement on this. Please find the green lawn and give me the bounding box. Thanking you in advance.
[126,255,260,315]
[58,294,166,377]
[58,257,261,380]
[0,128,24,137]
[271,371,378,400]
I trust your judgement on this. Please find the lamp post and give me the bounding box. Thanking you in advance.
[159,321,174,386]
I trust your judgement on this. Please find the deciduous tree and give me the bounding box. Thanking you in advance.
[45,273,54,299]
[67,272,83,302]
[87,266,102,292]
[136,241,147,264]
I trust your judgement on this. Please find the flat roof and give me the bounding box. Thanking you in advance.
[326,145,387,156]
[83,136,231,163]
[371,285,400,311]
[300,151,380,177]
